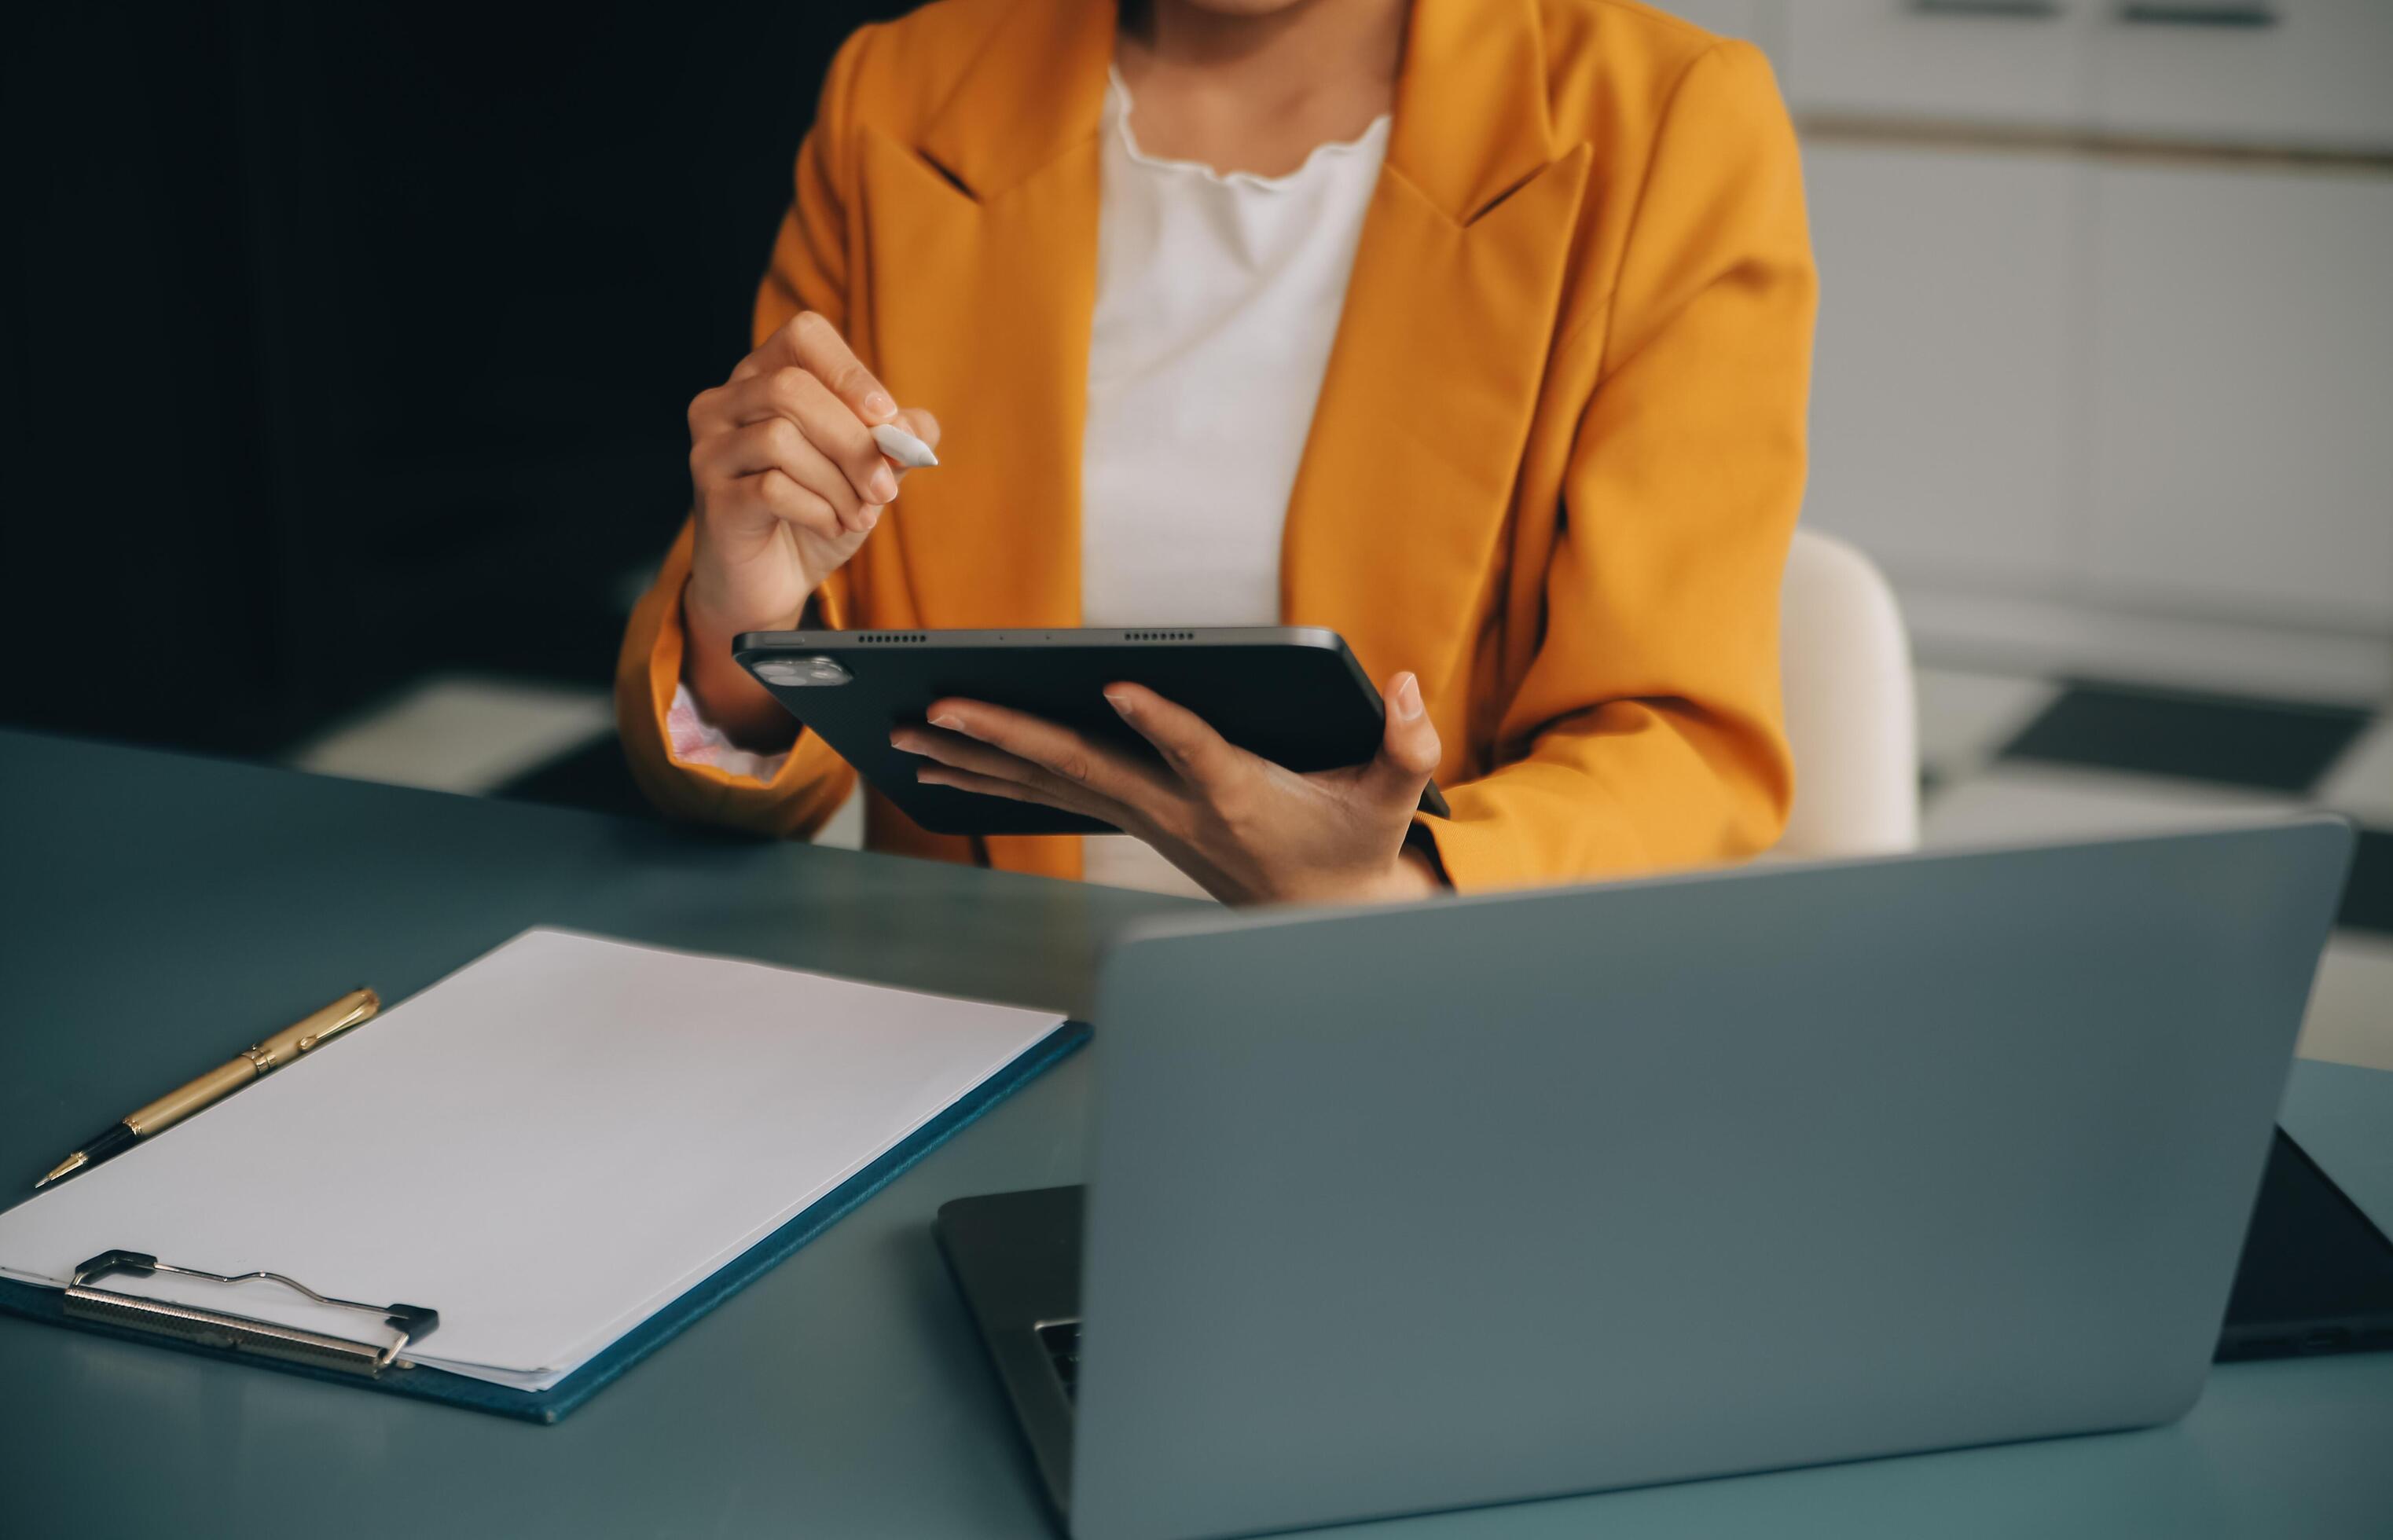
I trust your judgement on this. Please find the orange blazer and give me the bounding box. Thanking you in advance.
[617,0,1817,891]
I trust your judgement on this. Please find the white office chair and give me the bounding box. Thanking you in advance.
[1772,527,1919,860]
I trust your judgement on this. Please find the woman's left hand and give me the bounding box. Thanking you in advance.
[891,673,1447,905]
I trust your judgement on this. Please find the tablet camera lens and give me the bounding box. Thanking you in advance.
[755,656,851,687]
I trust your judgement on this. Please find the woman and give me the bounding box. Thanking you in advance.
[618,0,1815,903]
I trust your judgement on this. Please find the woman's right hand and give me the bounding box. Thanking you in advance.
[679,312,938,741]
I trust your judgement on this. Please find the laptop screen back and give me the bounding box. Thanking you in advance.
[1071,820,2352,1540]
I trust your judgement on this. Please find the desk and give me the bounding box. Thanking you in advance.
[3,728,2388,1538]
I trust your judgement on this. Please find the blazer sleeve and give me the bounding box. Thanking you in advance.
[1421,41,1816,889]
[611,28,879,837]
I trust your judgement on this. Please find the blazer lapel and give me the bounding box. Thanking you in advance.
[854,0,1117,630]
[856,0,1588,691]
[1282,0,1590,695]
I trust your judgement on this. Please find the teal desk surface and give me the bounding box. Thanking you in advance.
[2,727,2388,1538]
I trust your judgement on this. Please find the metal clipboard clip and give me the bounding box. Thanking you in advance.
[63,1249,439,1377]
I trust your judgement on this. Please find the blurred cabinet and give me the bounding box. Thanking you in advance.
[2092,1,2393,152]
[1572,1,2393,671]
[1802,145,2083,587]
[1769,0,2393,675]
[2081,164,2393,625]
[1785,0,2095,126]
[1780,0,2393,145]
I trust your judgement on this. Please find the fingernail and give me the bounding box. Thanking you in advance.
[888,728,910,750]
[862,391,896,422]
[869,466,899,503]
[859,504,883,530]
[930,712,967,734]
[1395,674,1423,720]
[1103,689,1133,717]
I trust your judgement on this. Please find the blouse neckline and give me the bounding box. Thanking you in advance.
[1105,66,1390,192]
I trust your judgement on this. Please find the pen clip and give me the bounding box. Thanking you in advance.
[259,988,381,1069]
[299,992,376,1053]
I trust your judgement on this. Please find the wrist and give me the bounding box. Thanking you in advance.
[681,571,796,659]
[677,581,802,751]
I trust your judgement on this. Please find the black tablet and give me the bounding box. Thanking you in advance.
[732,626,1448,837]
[2215,1127,2393,1362]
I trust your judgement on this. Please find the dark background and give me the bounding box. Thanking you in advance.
[2,1,902,760]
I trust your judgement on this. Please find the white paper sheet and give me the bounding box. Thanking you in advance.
[0,929,1066,1390]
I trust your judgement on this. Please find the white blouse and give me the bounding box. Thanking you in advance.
[673,69,1388,899]
[1077,70,1388,896]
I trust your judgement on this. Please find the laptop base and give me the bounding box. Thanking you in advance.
[936,1186,1085,1520]
[939,1127,2393,1526]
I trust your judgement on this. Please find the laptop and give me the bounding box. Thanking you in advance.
[937,819,2356,1540]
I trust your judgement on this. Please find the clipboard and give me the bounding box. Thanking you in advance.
[0,1018,1086,1424]
[0,1018,1084,1422]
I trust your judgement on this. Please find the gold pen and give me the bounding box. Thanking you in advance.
[34,988,380,1190]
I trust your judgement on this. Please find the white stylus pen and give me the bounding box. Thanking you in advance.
[872,422,939,469]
